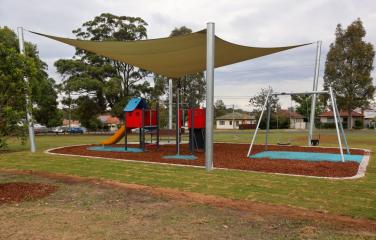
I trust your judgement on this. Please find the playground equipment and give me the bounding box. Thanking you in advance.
[163,80,206,160]
[101,98,159,151]
[247,87,350,162]
[31,23,313,170]
[100,95,205,157]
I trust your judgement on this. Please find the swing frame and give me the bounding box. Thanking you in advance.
[247,87,350,162]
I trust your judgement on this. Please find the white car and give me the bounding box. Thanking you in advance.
[52,127,64,134]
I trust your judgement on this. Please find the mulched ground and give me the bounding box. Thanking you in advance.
[0,182,58,204]
[50,143,367,178]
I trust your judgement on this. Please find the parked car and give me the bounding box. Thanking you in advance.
[34,124,49,134]
[131,128,151,134]
[52,127,64,134]
[67,127,84,134]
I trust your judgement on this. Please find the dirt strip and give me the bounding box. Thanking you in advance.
[1,169,375,233]
[50,143,365,177]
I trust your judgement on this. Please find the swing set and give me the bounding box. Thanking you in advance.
[247,86,350,162]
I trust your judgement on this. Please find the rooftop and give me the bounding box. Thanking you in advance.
[277,110,305,119]
[216,112,255,120]
[98,115,120,124]
[319,111,364,117]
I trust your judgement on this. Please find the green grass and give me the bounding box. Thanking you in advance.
[2,172,370,240]
[0,130,375,220]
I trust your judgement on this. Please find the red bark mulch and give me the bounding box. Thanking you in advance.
[0,182,58,204]
[50,143,367,178]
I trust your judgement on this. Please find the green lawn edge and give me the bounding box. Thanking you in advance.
[0,131,375,220]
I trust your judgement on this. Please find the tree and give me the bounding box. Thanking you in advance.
[249,88,279,112]
[0,27,61,148]
[292,95,325,120]
[323,18,375,129]
[55,13,150,123]
[214,100,227,117]
[0,27,27,148]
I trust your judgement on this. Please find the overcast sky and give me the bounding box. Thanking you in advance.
[1,0,375,109]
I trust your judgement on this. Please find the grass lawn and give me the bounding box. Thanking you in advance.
[0,129,375,220]
[2,172,372,240]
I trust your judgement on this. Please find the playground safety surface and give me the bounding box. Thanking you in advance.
[50,143,367,178]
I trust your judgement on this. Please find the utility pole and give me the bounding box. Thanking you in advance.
[232,104,235,129]
[17,27,36,153]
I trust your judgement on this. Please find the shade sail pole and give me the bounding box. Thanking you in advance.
[168,79,173,130]
[205,22,215,171]
[308,41,321,146]
[17,27,36,153]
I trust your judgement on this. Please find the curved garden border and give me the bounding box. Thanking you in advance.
[44,143,371,180]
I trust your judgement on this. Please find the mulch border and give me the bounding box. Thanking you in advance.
[44,143,371,180]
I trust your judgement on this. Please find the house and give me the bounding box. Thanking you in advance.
[353,108,376,128]
[277,110,306,129]
[318,111,364,128]
[97,114,120,132]
[216,112,256,129]
[362,109,376,128]
[62,119,81,128]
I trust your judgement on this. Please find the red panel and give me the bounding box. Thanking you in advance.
[125,109,157,128]
[178,109,183,128]
[187,108,205,129]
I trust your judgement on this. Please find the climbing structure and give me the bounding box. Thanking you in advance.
[101,98,159,151]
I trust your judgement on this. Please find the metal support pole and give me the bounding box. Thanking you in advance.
[176,85,180,155]
[332,93,350,154]
[265,103,272,151]
[156,102,160,149]
[308,41,322,146]
[17,27,36,153]
[247,88,272,157]
[68,91,72,131]
[190,98,195,153]
[232,104,235,129]
[141,109,145,151]
[205,22,215,171]
[124,112,128,150]
[168,79,173,130]
[329,86,345,162]
[271,90,328,96]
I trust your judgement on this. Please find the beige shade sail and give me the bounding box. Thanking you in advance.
[31,30,311,78]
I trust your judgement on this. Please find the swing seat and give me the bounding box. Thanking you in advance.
[311,139,320,146]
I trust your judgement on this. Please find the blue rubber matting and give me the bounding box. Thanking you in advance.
[88,146,144,153]
[249,151,363,163]
[163,154,197,160]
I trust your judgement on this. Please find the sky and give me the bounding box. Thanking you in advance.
[1,0,375,110]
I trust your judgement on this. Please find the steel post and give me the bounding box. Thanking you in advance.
[247,88,272,157]
[308,41,322,146]
[329,86,345,162]
[205,22,215,171]
[332,93,350,154]
[169,79,173,130]
[17,27,36,153]
[265,103,271,151]
[176,85,180,155]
